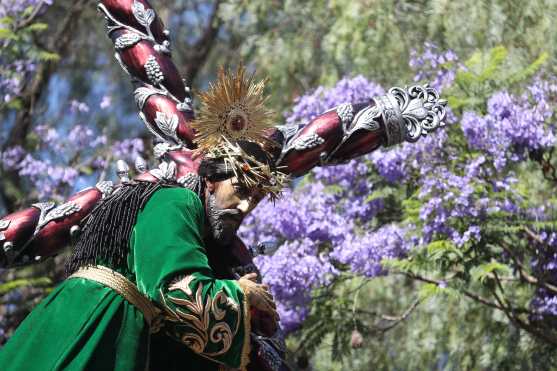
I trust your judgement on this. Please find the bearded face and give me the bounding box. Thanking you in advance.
[204,177,264,247]
[206,193,242,246]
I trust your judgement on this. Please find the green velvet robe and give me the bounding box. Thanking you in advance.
[0,187,250,371]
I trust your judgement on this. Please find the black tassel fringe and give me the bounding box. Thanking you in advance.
[66,181,165,275]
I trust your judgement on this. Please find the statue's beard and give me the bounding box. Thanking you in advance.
[206,194,242,246]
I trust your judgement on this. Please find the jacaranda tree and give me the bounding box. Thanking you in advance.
[239,44,557,368]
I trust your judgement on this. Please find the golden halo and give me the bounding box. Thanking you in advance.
[192,65,274,152]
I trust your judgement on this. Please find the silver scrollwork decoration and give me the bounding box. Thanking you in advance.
[375,84,446,146]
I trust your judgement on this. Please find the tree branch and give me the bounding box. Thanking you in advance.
[402,272,508,312]
[12,2,47,32]
[1,0,91,212]
[489,275,557,347]
[179,0,223,85]
[499,241,557,294]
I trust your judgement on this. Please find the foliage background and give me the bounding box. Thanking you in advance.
[1,1,557,370]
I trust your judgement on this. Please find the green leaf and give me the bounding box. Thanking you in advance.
[478,46,508,82]
[0,277,52,296]
[0,27,16,40]
[37,50,60,62]
[0,16,14,25]
[426,240,463,260]
[470,261,511,284]
[22,6,36,18]
[418,283,440,300]
[6,97,23,110]
[508,52,548,85]
[24,22,49,33]
[382,257,415,272]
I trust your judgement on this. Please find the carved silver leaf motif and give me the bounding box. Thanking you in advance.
[95,181,114,199]
[132,0,155,30]
[336,103,354,130]
[134,87,157,109]
[35,202,81,233]
[32,202,56,225]
[275,124,302,146]
[322,105,382,164]
[350,105,381,133]
[115,32,142,50]
[154,111,179,139]
[150,161,177,181]
[177,173,201,191]
[152,143,181,159]
[293,133,325,151]
[145,55,164,85]
[139,112,165,143]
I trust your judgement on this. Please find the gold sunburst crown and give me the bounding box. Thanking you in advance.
[192,65,274,152]
[193,65,288,198]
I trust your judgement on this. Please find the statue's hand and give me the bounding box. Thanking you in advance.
[238,273,279,337]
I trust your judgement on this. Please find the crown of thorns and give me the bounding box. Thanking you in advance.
[192,66,288,197]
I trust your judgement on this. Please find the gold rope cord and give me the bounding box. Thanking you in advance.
[69,265,160,330]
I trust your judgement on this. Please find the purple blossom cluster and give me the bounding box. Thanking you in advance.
[330,224,411,277]
[530,232,557,318]
[0,0,53,18]
[1,60,36,103]
[240,77,410,331]
[0,120,144,199]
[241,48,557,332]
[285,75,384,125]
[0,0,54,102]
[111,138,144,163]
[409,42,458,92]
[462,82,556,171]
[240,169,398,331]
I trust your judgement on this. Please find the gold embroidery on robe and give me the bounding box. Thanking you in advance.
[160,275,241,357]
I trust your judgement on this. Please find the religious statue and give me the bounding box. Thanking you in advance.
[0,1,447,370]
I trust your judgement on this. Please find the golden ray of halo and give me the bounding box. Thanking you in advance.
[192,65,275,152]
